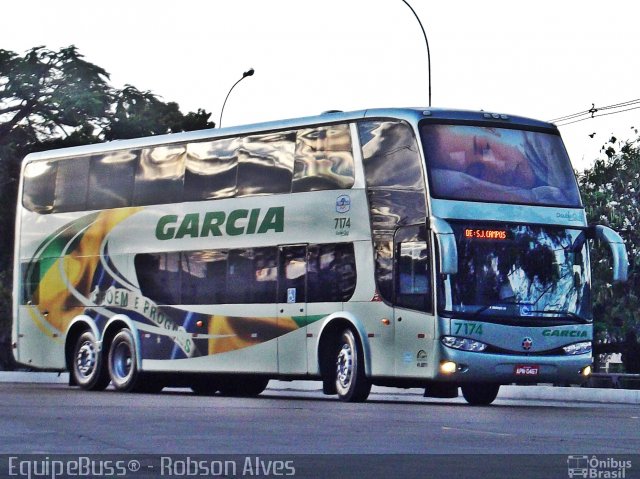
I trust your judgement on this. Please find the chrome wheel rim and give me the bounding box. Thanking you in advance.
[112,342,133,382]
[76,340,96,378]
[336,343,353,390]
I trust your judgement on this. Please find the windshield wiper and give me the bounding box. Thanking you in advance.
[467,302,526,320]
[527,310,590,323]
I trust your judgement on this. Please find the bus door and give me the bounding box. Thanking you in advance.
[393,225,436,377]
[277,245,308,374]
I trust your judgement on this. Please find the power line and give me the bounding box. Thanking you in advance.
[556,105,640,127]
[551,98,640,126]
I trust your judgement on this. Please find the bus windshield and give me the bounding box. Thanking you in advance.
[420,123,581,207]
[439,223,592,323]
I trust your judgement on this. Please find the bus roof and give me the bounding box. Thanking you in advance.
[22,107,558,164]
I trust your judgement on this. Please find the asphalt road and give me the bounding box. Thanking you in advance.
[1,383,639,478]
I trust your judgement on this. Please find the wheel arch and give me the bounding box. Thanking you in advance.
[315,313,372,380]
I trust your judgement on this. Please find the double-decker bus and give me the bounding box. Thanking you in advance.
[13,108,628,404]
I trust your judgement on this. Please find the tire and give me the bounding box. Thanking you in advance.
[71,331,110,391]
[108,329,141,392]
[218,376,270,397]
[335,328,371,402]
[461,383,500,405]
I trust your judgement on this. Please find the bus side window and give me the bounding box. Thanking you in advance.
[225,247,279,304]
[135,252,181,305]
[134,145,186,206]
[292,124,355,192]
[396,241,431,312]
[394,225,432,313]
[252,247,279,303]
[307,243,357,302]
[236,131,295,197]
[359,120,427,304]
[22,161,57,213]
[180,250,228,305]
[184,138,240,201]
[226,250,254,304]
[279,246,307,304]
[359,120,423,189]
[53,157,90,213]
[87,150,137,210]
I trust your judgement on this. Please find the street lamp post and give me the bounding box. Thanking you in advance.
[400,0,431,107]
[218,68,255,128]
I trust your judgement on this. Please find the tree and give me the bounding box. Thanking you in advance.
[578,132,640,371]
[0,45,215,369]
[0,46,112,145]
[105,85,214,140]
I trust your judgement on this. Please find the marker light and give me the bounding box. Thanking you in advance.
[581,365,592,377]
[562,341,592,356]
[440,361,458,374]
[442,336,488,352]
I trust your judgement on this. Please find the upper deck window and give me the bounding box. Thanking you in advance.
[420,123,582,207]
[22,123,355,214]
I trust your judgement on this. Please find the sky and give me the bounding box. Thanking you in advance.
[2,0,639,172]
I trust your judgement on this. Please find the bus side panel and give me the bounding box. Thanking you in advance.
[342,301,395,377]
[141,338,279,374]
[14,305,66,369]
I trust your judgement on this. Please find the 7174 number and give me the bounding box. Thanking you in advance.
[334,217,351,229]
[453,322,483,336]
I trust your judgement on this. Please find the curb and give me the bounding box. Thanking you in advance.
[1,373,638,404]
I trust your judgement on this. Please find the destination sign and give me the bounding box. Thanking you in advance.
[463,228,510,240]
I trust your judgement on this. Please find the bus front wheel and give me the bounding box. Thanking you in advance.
[335,329,371,402]
[461,383,500,405]
[71,331,110,391]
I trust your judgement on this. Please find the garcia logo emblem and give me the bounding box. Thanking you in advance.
[522,337,533,351]
[336,195,351,213]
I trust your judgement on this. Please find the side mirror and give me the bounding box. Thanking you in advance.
[591,225,629,283]
[430,217,458,275]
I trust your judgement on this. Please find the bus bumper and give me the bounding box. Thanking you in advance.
[436,349,592,385]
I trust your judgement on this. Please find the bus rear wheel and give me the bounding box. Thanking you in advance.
[461,383,500,405]
[108,329,141,392]
[335,328,371,402]
[71,331,110,391]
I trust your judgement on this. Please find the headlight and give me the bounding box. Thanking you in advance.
[442,336,488,352]
[562,341,592,355]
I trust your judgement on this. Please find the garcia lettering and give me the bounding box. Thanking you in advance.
[156,207,284,240]
[542,329,588,338]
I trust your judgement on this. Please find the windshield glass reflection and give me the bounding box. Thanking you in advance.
[440,223,591,322]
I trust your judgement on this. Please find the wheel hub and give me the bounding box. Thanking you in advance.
[76,341,96,377]
[112,343,132,380]
[336,344,353,388]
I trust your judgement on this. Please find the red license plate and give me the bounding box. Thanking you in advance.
[515,365,539,376]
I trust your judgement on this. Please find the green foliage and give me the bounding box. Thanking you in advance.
[0,46,215,149]
[0,46,111,145]
[0,45,215,369]
[578,132,640,339]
